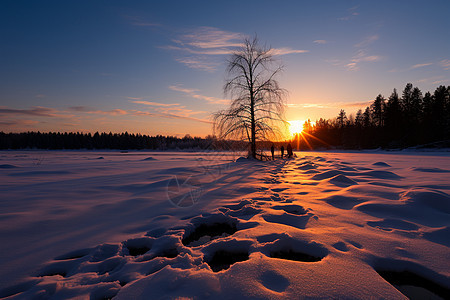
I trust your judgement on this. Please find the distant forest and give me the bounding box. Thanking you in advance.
[0,132,231,150]
[297,84,450,149]
[1,84,449,151]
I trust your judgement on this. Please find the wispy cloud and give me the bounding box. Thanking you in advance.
[130,100,180,107]
[88,109,128,116]
[0,119,39,126]
[342,35,382,71]
[440,59,450,70]
[69,106,90,112]
[69,106,128,116]
[346,50,382,71]
[338,5,359,21]
[416,76,449,85]
[164,27,308,71]
[0,106,59,117]
[125,15,160,27]
[129,110,212,124]
[169,85,228,104]
[355,35,379,48]
[179,27,242,49]
[313,40,327,44]
[288,100,372,110]
[411,63,433,69]
[129,95,209,122]
[175,57,219,72]
[270,48,308,55]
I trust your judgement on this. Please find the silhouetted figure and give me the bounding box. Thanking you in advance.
[280,145,285,158]
[287,143,293,158]
[270,144,275,160]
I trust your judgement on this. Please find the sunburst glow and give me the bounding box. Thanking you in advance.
[289,120,305,136]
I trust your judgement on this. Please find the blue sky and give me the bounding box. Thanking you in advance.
[1,0,449,137]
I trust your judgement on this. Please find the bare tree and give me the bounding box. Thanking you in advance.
[213,36,287,159]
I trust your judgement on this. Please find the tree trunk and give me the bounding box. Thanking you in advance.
[250,92,256,159]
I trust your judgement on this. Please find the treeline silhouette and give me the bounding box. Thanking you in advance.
[2,84,449,151]
[0,132,240,150]
[298,84,450,149]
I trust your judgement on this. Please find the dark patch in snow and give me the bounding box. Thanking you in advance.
[223,199,253,211]
[90,283,121,300]
[262,212,311,229]
[376,270,450,299]
[182,222,238,246]
[324,195,365,210]
[0,164,18,168]
[332,242,349,252]
[271,204,307,215]
[91,244,120,262]
[127,246,150,256]
[97,156,104,159]
[0,280,40,298]
[347,240,363,249]
[412,167,450,173]
[423,226,450,247]
[157,248,179,259]
[97,257,124,275]
[207,250,249,272]
[271,187,288,193]
[9,170,72,176]
[311,170,344,180]
[367,218,419,231]
[260,270,290,293]
[145,227,166,238]
[54,248,92,260]
[270,249,323,262]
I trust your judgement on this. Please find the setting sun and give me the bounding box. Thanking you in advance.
[289,120,305,136]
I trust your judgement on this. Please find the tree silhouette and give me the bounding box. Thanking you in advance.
[213,36,286,159]
[371,94,385,127]
[337,109,347,128]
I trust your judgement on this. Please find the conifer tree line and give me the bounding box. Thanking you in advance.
[299,84,450,149]
[1,84,449,150]
[0,132,236,150]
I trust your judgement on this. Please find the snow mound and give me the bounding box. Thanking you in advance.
[324,195,365,210]
[262,211,312,229]
[356,188,450,227]
[360,170,402,180]
[311,170,344,180]
[400,189,450,214]
[412,167,450,173]
[423,226,450,247]
[0,164,18,168]
[297,163,317,170]
[328,174,358,187]
[142,157,156,161]
[373,162,391,167]
[260,233,328,262]
[235,156,250,163]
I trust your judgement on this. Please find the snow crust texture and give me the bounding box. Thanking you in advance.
[0,150,449,299]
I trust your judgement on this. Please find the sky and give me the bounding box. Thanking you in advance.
[1,0,450,137]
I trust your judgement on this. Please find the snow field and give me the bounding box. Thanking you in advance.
[0,150,449,299]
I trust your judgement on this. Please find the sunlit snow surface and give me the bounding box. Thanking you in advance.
[0,150,449,299]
